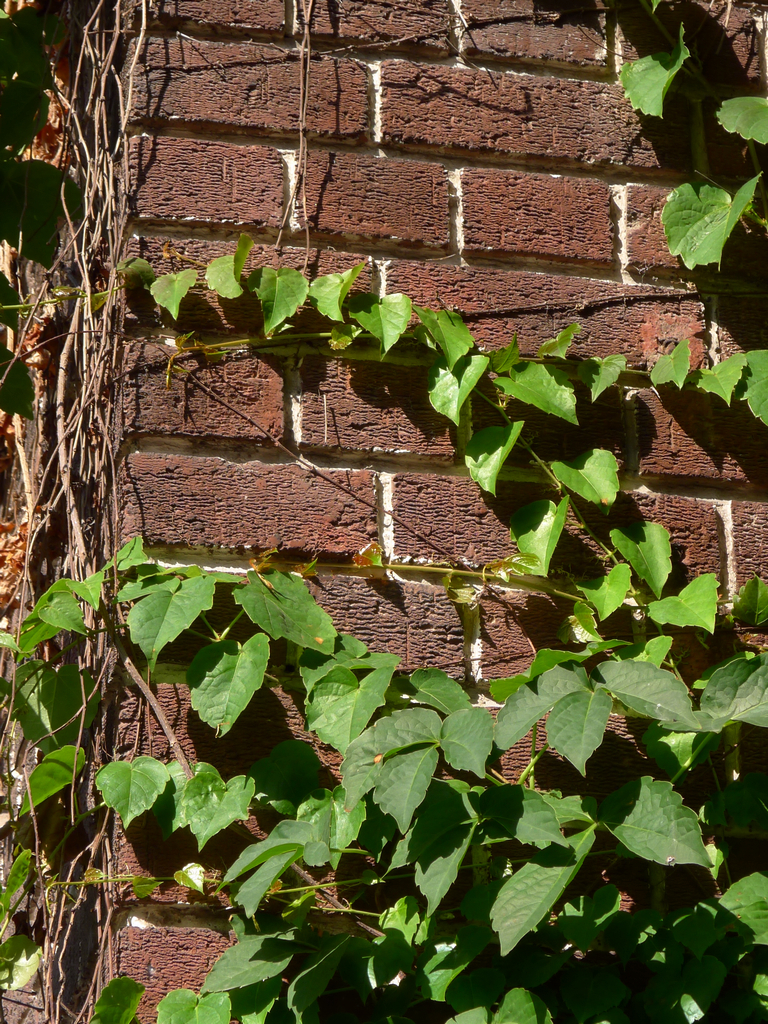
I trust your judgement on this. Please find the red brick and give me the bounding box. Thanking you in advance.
[463,0,608,67]
[137,0,285,31]
[121,237,372,338]
[479,588,576,679]
[731,502,768,586]
[114,925,232,1022]
[626,184,679,272]
[128,137,283,227]
[307,573,465,673]
[304,152,451,249]
[119,344,284,444]
[305,0,451,51]
[462,168,614,264]
[119,453,378,557]
[718,296,768,357]
[380,61,691,171]
[384,259,706,366]
[299,356,455,458]
[636,387,768,488]
[617,0,760,89]
[127,38,368,140]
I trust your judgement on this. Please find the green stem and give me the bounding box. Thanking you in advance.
[669,734,714,784]
[517,742,549,787]
[219,608,245,641]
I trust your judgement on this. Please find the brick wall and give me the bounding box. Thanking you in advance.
[113,0,768,1016]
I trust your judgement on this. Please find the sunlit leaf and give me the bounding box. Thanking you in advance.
[349,293,412,353]
[414,307,475,369]
[157,989,231,1024]
[733,575,768,626]
[650,339,690,390]
[234,571,336,653]
[247,266,308,335]
[205,234,254,299]
[308,262,365,321]
[577,563,632,620]
[648,573,719,633]
[95,756,170,827]
[428,353,489,425]
[150,269,197,319]
[20,745,85,815]
[577,354,626,402]
[545,687,612,775]
[689,354,746,405]
[187,635,270,736]
[537,323,580,359]
[496,362,577,425]
[592,660,699,730]
[662,176,759,269]
[717,96,768,143]
[465,422,524,495]
[551,449,620,512]
[510,497,569,577]
[619,25,689,117]
[610,521,671,599]
[128,574,216,671]
[0,936,40,991]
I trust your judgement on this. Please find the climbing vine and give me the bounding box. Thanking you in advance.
[4,0,768,1022]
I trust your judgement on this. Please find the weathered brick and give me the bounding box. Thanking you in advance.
[380,61,691,171]
[137,0,285,31]
[114,925,232,1022]
[128,137,284,226]
[731,501,768,586]
[127,38,368,140]
[617,0,761,89]
[636,387,768,488]
[718,295,768,357]
[479,588,576,680]
[299,356,455,458]
[305,0,451,51]
[121,237,372,338]
[120,344,284,444]
[119,453,378,556]
[463,0,607,67]
[462,168,614,264]
[306,573,466,674]
[384,259,706,366]
[626,184,679,272]
[304,152,451,249]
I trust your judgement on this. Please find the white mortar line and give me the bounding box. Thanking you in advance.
[368,61,384,150]
[278,149,301,232]
[609,183,632,284]
[705,294,721,366]
[376,472,395,560]
[447,167,465,261]
[283,358,303,445]
[285,0,297,38]
[715,499,737,601]
[373,258,389,298]
[463,604,482,685]
[757,10,768,93]
[446,0,466,56]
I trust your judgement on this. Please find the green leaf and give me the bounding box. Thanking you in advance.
[650,339,691,390]
[662,176,760,269]
[308,262,365,321]
[592,660,699,729]
[558,885,621,952]
[545,687,612,775]
[249,741,321,815]
[187,635,270,736]
[349,293,412,353]
[150,269,197,319]
[440,708,494,777]
[494,988,552,1024]
[720,872,768,943]
[0,160,81,267]
[510,497,569,577]
[648,573,719,633]
[247,267,308,335]
[699,653,768,728]
[234,571,336,653]
[599,776,709,866]
[12,663,99,753]
[287,935,350,1012]
[20,744,85,815]
[428,353,489,425]
[157,990,231,1024]
[743,350,768,428]
[557,602,601,645]
[477,785,567,848]
[577,563,632,620]
[489,337,520,375]
[734,576,768,626]
[90,977,145,1024]
[610,635,673,667]
[717,96,768,143]
[228,976,281,1024]
[619,25,689,117]
[375,744,439,832]
[0,936,40,991]
[406,668,472,714]
[551,449,620,512]
[577,354,626,402]
[465,423,524,495]
[182,769,255,850]
[128,574,216,671]
[414,306,475,369]
[609,521,671,599]
[95,756,170,827]
[495,362,578,425]
[0,344,33,419]
[305,656,398,753]
[205,234,254,300]
[495,664,590,749]
[537,323,580,360]
[490,828,596,954]
[297,786,365,868]
[0,850,31,917]
[689,354,746,405]
[174,862,206,894]
[201,934,298,993]
[116,256,155,290]
[642,723,719,779]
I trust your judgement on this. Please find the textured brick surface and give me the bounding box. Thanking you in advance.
[626,184,679,272]
[128,137,284,226]
[120,345,285,444]
[636,387,768,488]
[719,295,768,356]
[120,453,378,556]
[385,260,706,366]
[463,0,607,67]
[732,502,768,586]
[306,0,451,50]
[380,62,691,171]
[300,356,455,457]
[462,168,614,263]
[114,925,232,1022]
[138,0,285,31]
[304,152,451,249]
[128,38,368,140]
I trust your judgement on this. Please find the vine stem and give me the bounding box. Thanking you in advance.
[517,743,549,787]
